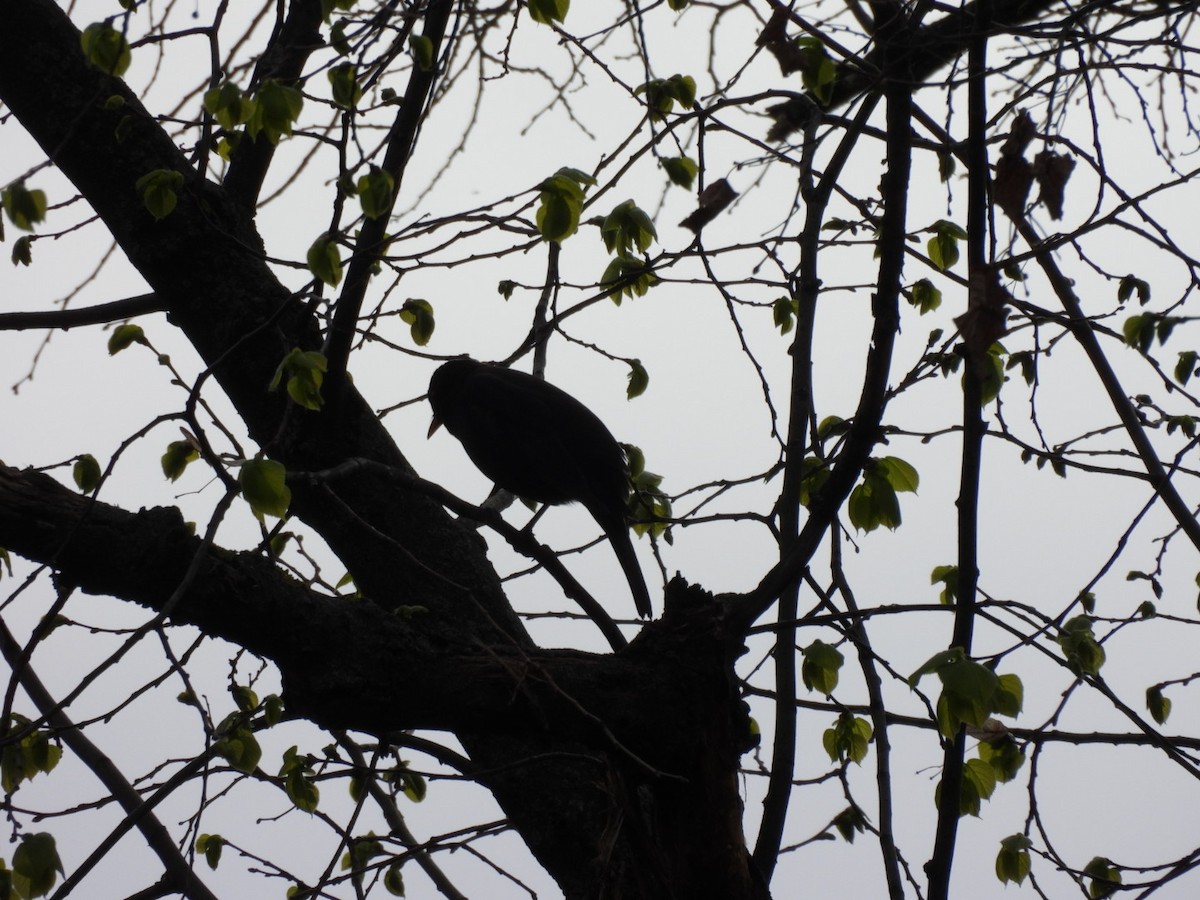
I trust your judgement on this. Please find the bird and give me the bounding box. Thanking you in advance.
[427,357,652,619]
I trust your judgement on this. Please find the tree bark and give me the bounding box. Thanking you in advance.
[0,4,762,896]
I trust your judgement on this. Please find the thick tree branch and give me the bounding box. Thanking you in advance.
[0,465,628,734]
[0,464,762,897]
[0,293,165,331]
[222,0,326,209]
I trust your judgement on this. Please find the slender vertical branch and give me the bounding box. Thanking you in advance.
[752,97,881,876]
[325,0,456,392]
[831,540,906,900]
[927,0,990,892]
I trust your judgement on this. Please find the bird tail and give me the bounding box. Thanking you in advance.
[605,519,653,619]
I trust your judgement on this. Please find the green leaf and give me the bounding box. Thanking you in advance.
[797,456,830,507]
[0,717,62,794]
[398,767,427,802]
[263,694,284,727]
[876,456,919,493]
[527,0,569,24]
[936,762,981,816]
[81,22,132,76]
[1083,857,1121,899]
[909,648,965,688]
[358,166,395,220]
[1006,350,1036,386]
[975,341,1008,406]
[231,685,259,712]
[926,219,966,271]
[626,360,649,399]
[1123,314,1150,351]
[306,235,343,287]
[1117,274,1150,305]
[330,19,352,56]
[995,834,1032,885]
[247,80,304,144]
[667,73,696,107]
[936,657,1000,737]
[661,156,699,189]
[214,716,262,774]
[135,169,184,221]
[635,74,696,120]
[409,34,434,70]
[285,768,320,812]
[270,348,329,411]
[162,440,200,482]
[938,151,956,183]
[821,712,872,765]
[1146,685,1171,725]
[911,650,1021,739]
[535,169,592,243]
[667,0,689,8]
[1175,350,1198,385]
[977,733,1025,782]
[215,132,242,161]
[930,564,959,605]
[343,834,385,888]
[831,805,868,843]
[993,672,1024,718]
[958,756,997,815]
[107,323,146,355]
[794,37,837,105]
[601,200,657,256]
[203,82,255,130]
[1122,314,1179,353]
[11,236,33,266]
[12,833,63,899]
[600,254,657,303]
[816,416,847,440]
[627,454,672,541]
[848,474,900,532]
[497,280,517,299]
[907,278,942,314]
[2,184,47,232]
[1057,615,1106,675]
[801,639,843,694]
[400,299,435,346]
[773,296,798,335]
[384,863,406,896]
[196,834,224,870]
[239,458,291,520]
[327,62,362,109]
[73,455,102,493]
[1165,415,1196,438]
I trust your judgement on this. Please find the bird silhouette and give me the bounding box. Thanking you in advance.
[428,357,652,619]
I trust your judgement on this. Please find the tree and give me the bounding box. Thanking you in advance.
[1,0,1199,897]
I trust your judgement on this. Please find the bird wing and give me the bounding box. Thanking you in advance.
[448,366,604,506]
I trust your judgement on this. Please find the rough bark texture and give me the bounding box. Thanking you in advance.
[0,4,764,896]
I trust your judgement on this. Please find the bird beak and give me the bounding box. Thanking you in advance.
[427,416,442,438]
